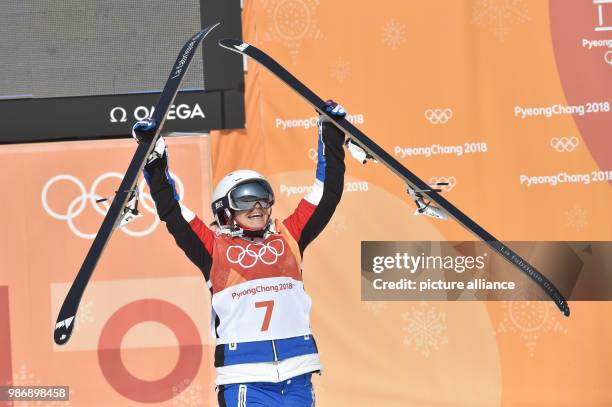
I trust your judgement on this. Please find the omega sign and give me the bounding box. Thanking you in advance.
[109,103,205,123]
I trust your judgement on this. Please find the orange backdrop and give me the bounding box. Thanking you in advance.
[210,1,612,406]
[1,1,611,406]
[0,136,217,406]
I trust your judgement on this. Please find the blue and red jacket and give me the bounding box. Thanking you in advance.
[144,121,345,385]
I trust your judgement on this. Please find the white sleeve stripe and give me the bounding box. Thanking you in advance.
[179,204,196,222]
[304,179,324,205]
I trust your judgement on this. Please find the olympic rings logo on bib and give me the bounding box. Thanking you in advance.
[226,239,285,269]
[41,172,184,239]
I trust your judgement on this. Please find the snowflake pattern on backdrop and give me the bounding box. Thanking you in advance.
[12,365,40,388]
[471,0,530,41]
[496,301,567,356]
[11,365,40,407]
[565,205,588,232]
[329,56,351,83]
[172,379,203,407]
[361,301,388,316]
[262,0,325,62]
[9,364,71,406]
[401,302,448,357]
[74,300,94,333]
[381,19,407,50]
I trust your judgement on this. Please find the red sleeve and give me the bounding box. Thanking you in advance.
[282,199,317,242]
[189,216,215,255]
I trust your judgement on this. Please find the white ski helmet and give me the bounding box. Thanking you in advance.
[211,169,275,227]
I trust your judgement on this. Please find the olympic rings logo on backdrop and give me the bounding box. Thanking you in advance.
[307,148,318,163]
[550,137,579,152]
[424,108,453,124]
[428,176,456,191]
[41,172,184,239]
[605,51,612,67]
[226,239,285,269]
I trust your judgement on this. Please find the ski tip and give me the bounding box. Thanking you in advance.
[562,305,570,317]
[218,38,248,53]
[194,22,221,41]
[557,300,570,317]
[53,315,76,345]
[203,21,221,33]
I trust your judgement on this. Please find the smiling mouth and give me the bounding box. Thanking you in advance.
[248,213,263,219]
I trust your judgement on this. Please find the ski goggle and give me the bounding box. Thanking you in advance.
[228,181,275,211]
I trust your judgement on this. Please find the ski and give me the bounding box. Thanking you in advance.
[53,23,221,346]
[218,38,570,317]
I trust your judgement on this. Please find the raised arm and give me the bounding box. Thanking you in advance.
[133,122,214,281]
[283,101,346,254]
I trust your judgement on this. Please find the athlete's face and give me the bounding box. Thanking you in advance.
[234,202,271,230]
